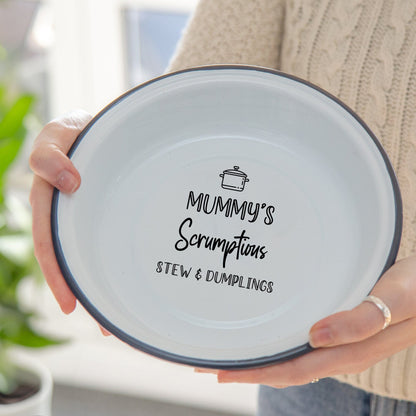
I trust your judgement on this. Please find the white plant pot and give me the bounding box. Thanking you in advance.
[0,353,53,416]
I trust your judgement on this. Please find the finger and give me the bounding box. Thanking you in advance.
[99,325,112,337]
[29,110,91,193]
[308,302,385,348]
[309,259,416,348]
[217,317,416,386]
[31,175,77,313]
[194,368,219,374]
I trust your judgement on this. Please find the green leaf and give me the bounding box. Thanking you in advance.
[0,94,34,140]
[0,304,66,348]
[0,94,35,208]
[0,251,28,297]
[0,137,22,181]
[5,323,64,348]
[0,85,5,103]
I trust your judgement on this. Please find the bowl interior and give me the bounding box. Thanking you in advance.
[53,67,399,366]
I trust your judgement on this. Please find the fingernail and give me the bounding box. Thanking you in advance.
[57,170,79,193]
[309,327,333,347]
[99,326,112,337]
[60,297,77,314]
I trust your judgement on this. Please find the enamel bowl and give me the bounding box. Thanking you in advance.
[51,66,402,368]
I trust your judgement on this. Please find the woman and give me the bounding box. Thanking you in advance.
[29,1,416,414]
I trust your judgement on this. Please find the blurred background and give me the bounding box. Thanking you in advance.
[0,0,257,414]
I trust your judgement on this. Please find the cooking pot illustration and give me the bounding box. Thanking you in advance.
[219,166,249,192]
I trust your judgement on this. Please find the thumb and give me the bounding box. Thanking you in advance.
[29,110,91,193]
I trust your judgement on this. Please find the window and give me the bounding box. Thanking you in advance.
[124,9,189,86]
[48,0,197,117]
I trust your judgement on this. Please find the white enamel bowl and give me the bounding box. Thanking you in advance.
[52,66,402,368]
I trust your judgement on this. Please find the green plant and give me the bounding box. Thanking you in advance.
[0,47,61,397]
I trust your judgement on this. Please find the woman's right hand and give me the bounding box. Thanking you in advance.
[29,110,92,314]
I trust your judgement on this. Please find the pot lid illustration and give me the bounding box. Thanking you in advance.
[51,65,402,369]
[221,166,248,177]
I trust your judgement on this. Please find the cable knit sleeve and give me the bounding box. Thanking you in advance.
[167,0,285,72]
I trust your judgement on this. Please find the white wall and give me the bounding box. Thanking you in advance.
[47,0,198,117]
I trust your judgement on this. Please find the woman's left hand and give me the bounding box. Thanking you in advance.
[197,255,416,388]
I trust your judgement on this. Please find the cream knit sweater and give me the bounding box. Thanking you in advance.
[168,0,416,402]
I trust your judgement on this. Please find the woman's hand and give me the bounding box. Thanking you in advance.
[29,110,91,314]
[197,255,416,387]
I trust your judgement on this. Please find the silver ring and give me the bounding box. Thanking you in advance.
[363,295,392,330]
[310,378,320,384]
